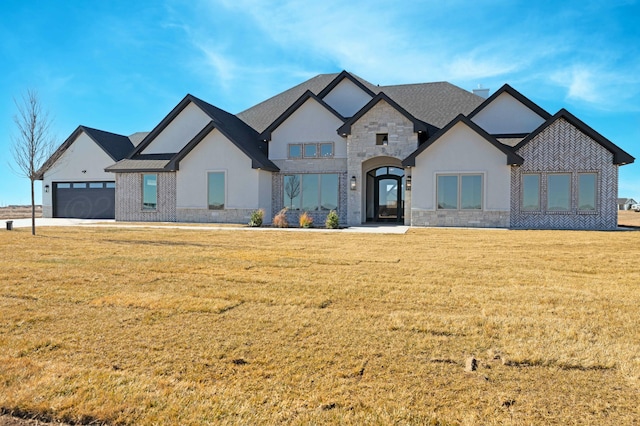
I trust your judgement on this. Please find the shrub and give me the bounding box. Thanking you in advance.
[248,209,264,227]
[325,210,339,229]
[272,208,289,228]
[299,211,313,228]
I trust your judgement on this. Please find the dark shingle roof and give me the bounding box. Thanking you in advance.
[237,71,484,133]
[237,73,342,133]
[115,95,278,172]
[105,158,171,172]
[381,82,484,128]
[82,126,136,161]
[36,125,135,179]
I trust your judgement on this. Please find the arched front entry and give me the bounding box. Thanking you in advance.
[365,165,405,223]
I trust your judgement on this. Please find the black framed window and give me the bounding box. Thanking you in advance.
[207,172,225,210]
[142,174,157,210]
[437,174,482,210]
[284,174,338,210]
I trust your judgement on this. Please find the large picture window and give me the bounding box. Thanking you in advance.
[208,172,225,210]
[520,172,599,213]
[284,174,338,211]
[522,174,541,211]
[547,174,571,211]
[437,174,483,210]
[142,174,157,210]
[578,173,597,211]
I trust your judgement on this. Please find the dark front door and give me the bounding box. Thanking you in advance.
[374,175,403,222]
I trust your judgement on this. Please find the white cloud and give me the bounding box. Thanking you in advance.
[551,66,599,103]
[195,43,238,89]
[550,64,640,110]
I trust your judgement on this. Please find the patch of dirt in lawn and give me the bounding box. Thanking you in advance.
[0,414,67,426]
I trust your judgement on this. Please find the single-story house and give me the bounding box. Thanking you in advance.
[617,198,637,210]
[37,71,634,229]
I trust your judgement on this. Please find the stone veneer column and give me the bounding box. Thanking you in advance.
[346,100,419,225]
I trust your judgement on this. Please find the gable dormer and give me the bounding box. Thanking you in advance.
[317,71,376,118]
[468,84,551,136]
[132,96,212,156]
[260,90,346,161]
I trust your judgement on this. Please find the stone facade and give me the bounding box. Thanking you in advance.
[346,100,418,225]
[410,209,510,228]
[510,118,618,229]
[176,208,255,224]
[115,172,177,222]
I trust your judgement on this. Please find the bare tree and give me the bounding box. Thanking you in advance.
[10,89,56,235]
[285,175,301,208]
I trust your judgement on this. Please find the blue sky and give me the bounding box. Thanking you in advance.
[1,0,639,205]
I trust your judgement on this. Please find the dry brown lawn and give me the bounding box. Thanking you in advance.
[1,226,639,425]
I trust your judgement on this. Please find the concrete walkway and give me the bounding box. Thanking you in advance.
[4,217,410,234]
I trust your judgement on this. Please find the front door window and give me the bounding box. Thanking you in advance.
[367,166,404,222]
[377,178,399,220]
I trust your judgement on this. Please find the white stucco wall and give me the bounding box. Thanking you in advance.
[411,122,511,211]
[142,102,211,154]
[471,92,546,135]
[176,129,263,210]
[41,132,117,214]
[269,98,346,160]
[322,78,373,118]
[258,170,273,223]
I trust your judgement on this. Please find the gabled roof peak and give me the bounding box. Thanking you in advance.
[337,91,433,136]
[514,108,634,165]
[468,83,551,121]
[402,114,524,167]
[260,90,345,141]
[317,70,378,99]
[36,125,135,180]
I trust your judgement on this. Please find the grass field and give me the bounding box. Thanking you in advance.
[1,226,639,425]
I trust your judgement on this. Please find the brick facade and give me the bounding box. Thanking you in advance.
[115,172,177,222]
[510,118,618,229]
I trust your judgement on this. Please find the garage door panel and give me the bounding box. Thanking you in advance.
[53,182,115,219]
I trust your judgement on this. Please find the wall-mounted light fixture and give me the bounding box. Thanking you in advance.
[81,170,87,174]
[350,175,357,190]
[44,184,50,193]
[406,175,412,191]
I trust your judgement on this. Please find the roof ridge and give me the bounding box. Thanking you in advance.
[237,73,340,116]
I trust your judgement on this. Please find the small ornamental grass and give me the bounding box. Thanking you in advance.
[299,211,313,228]
[248,209,264,227]
[272,208,288,228]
